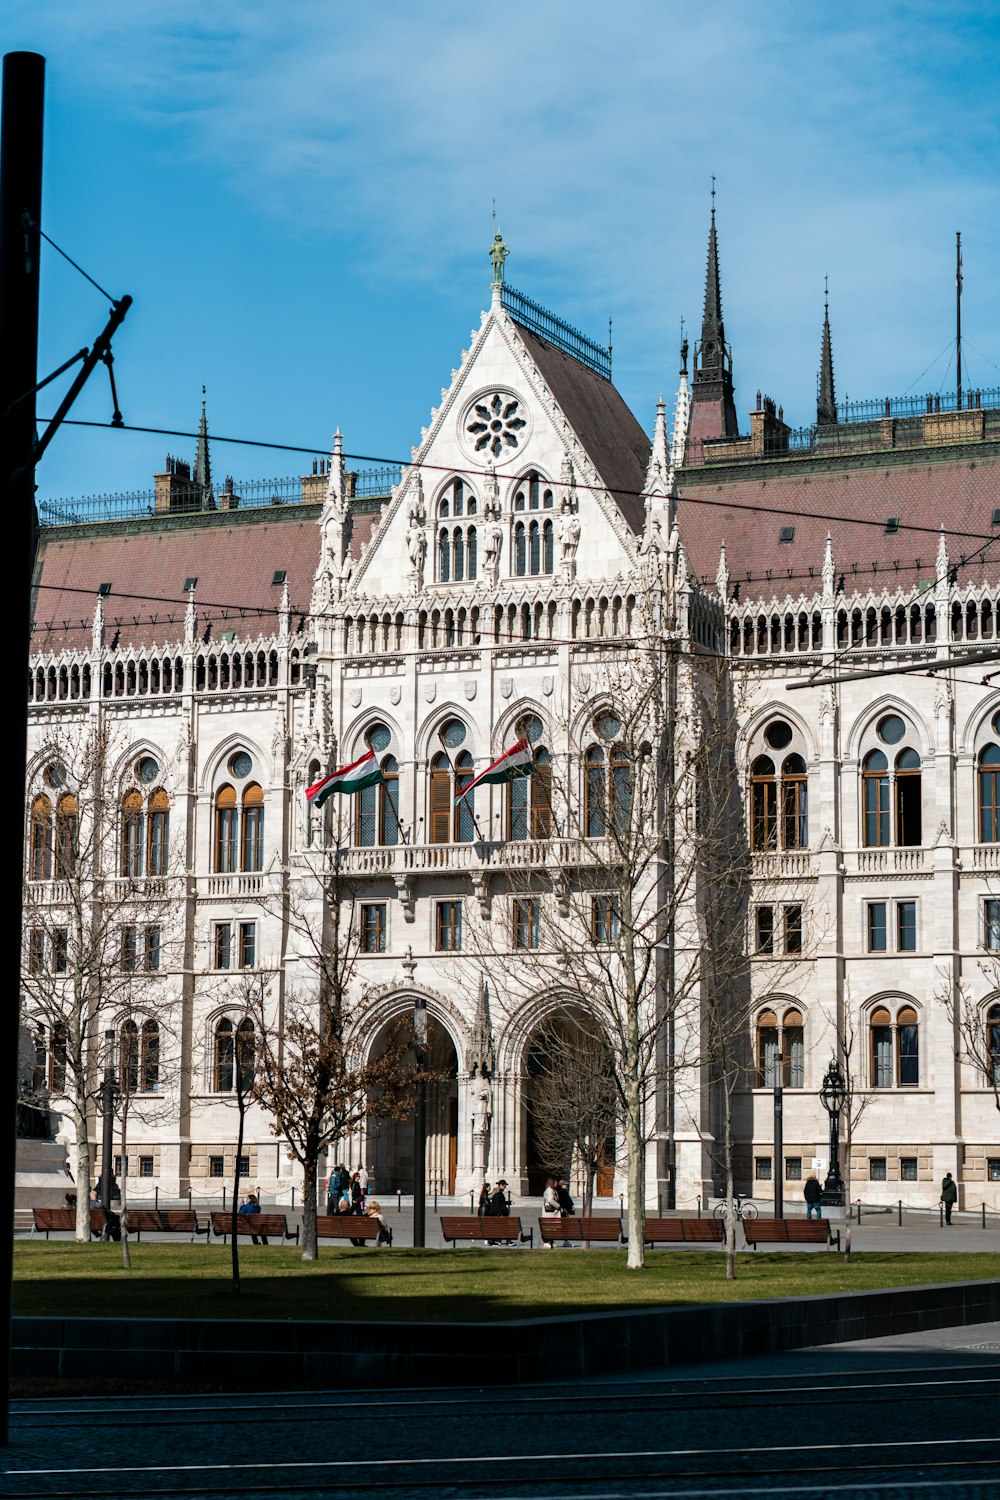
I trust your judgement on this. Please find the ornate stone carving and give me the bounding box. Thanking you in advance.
[558,512,581,582]
[464,681,477,700]
[389,684,402,705]
[395,878,416,923]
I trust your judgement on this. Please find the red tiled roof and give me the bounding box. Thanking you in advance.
[32,507,323,653]
[675,443,1000,599]
[513,322,651,534]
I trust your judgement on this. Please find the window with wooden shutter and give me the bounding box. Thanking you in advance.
[429,754,452,844]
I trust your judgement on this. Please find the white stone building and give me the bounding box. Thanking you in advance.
[22,222,1000,1213]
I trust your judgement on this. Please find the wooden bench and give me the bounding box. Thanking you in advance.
[209,1212,299,1245]
[743,1218,840,1251]
[316,1214,389,1246]
[31,1207,106,1239]
[123,1209,208,1242]
[642,1216,725,1246]
[440,1215,533,1247]
[538,1216,623,1246]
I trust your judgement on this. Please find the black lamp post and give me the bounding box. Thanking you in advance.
[98,1028,119,1235]
[413,996,427,1248]
[819,1057,846,1206]
[773,1052,784,1219]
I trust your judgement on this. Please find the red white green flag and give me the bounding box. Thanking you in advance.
[306,749,383,807]
[456,736,534,803]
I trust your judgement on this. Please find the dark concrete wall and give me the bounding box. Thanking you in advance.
[13,1278,1000,1389]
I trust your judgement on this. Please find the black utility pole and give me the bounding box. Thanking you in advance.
[413,997,427,1247]
[98,1030,116,1234]
[773,1053,784,1219]
[956,231,963,411]
[0,49,44,1449]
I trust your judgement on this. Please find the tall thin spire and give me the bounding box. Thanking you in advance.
[689,187,739,449]
[194,386,213,506]
[817,280,837,426]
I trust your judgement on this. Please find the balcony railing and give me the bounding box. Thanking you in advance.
[851,848,928,875]
[335,836,616,878]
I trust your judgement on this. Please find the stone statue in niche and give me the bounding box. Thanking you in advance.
[406,482,427,589]
[558,512,581,579]
[482,520,503,586]
[482,458,500,518]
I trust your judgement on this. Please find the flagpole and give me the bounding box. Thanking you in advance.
[956,230,962,411]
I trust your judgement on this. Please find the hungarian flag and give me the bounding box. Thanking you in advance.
[456,736,534,802]
[306,749,383,807]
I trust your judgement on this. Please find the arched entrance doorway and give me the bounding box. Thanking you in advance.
[522,1007,617,1200]
[368,1014,459,1197]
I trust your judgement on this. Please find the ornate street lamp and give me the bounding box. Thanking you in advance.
[819,1057,846,1206]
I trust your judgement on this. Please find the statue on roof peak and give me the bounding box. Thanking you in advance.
[489,229,509,286]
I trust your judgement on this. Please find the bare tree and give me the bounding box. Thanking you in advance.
[248,818,416,1260]
[22,722,174,1242]
[526,1011,619,1217]
[941,967,1000,1116]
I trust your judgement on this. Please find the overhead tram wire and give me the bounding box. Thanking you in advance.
[38,417,1000,548]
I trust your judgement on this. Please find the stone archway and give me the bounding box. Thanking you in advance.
[521,1006,617,1200]
[367,1016,459,1197]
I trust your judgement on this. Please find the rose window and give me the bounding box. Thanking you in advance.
[466,393,527,457]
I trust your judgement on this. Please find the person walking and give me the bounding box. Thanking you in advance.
[477,1182,492,1218]
[940,1171,958,1225]
[803,1173,823,1219]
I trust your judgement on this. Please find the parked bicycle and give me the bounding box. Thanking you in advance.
[713,1192,759,1222]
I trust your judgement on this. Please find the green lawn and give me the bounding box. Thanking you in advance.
[13,1242,999,1323]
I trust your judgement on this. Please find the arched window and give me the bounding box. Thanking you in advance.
[54,794,78,879]
[508,746,552,841]
[751,757,777,850]
[241,783,264,871]
[542,518,554,574]
[436,480,477,581]
[147,790,170,875]
[49,1022,66,1093]
[783,1008,804,1087]
[428,750,476,844]
[610,743,632,836]
[438,528,450,582]
[781,755,808,850]
[356,755,400,847]
[237,1018,255,1092]
[29,795,52,880]
[467,527,477,579]
[120,1020,139,1095]
[870,1006,893,1087]
[141,1019,160,1093]
[585,745,606,837]
[863,717,922,847]
[870,1003,919,1087]
[121,791,144,878]
[453,527,464,581]
[979,745,1000,841]
[862,751,890,847]
[214,1018,234,1091]
[514,521,526,577]
[215,785,237,872]
[756,1009,778,1086]
[529,520,541,575]
[429,753,452,845]
[897,1005,919,1086]
[987,1003,1000,1085]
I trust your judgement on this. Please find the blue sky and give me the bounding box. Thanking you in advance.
[8,1,1000,504]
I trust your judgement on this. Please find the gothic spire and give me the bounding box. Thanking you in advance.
[817,284,837,426]
[194,387,213,506]
[690,189,739,442]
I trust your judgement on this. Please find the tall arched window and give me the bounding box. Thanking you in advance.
[356,755,400,847]
[147,789,170,875]
[122,791,144,878]
[870,1003,919,1087]
[754,1008,806,1088]
[987,1003,1000,1085]
[751,757,777,850]
[29,795,52,880]
[436,479,477,582]
[509,746,552,841]
[979,745,1000,841]
[215,786,237,872]
[214,1018,234,1091]
[241,784,264,871]
[428,750,476,844]
[514,521,527,576]
[863,716,922,847]
[585,746,606,836]
[429,753,452,845]
[237,1018,255,1091]
[141,1018,160,1093]
[781,755,808,849]
[120,1020,139,1095]
[54,794,78,879]
[611,743,632,836]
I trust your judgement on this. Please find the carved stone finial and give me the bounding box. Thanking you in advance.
[936,526,950,584]
[716,540,730,602]
[91,593,105,652]
[822,531,835,596]
[278,580,291,639]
